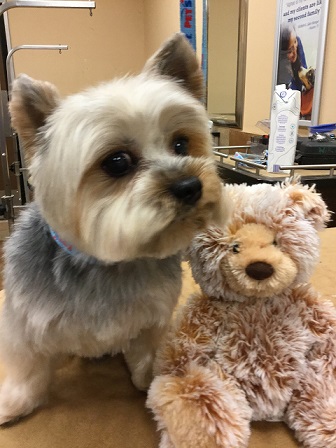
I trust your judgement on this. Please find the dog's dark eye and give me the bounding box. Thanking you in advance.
[101,151,136,178]
[232,243,240,254]
[173,137,189,156]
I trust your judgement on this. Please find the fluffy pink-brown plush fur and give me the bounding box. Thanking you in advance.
[147,179,336,448]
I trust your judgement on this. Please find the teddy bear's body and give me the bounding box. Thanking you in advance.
[148,180,336,448]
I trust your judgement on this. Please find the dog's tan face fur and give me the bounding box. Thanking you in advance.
[9,34,225,262]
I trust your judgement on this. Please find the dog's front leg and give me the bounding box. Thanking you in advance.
[0,350,52,425]
[123,325,167,391]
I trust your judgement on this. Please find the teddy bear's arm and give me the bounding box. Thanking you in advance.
[148,293,253,447]
[147,362,252,448]
[153,292,223,377]
[285,363,336,448]
[285,285,336,448]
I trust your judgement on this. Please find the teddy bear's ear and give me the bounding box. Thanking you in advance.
[283,177,331,230]
[186,226,230,298]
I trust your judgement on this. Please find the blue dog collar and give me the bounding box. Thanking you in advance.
[49,227,109,265]
[49,227,81,257]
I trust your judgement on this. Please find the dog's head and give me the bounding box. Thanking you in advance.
[10,34,226,262]
[298,66,315,91]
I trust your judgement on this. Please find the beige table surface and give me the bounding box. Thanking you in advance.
[0,228,334,448]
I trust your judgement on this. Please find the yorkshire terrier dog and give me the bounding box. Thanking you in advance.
[0,33,225,424]
[298,66,315,91]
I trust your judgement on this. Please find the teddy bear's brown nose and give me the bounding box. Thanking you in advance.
[245,262,274,280]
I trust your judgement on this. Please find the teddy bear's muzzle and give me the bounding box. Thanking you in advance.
[245,262,274,280]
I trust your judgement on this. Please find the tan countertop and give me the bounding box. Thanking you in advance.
[0,228,335,448]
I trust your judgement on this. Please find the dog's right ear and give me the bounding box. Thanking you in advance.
[142,33,204,101]
[9,74,60,164]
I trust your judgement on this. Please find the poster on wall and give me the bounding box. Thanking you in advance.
[180,0,196,51]
[272,0,329,126]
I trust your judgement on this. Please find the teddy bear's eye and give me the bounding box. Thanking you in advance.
[273,240,278,246]
[232,243,240,254]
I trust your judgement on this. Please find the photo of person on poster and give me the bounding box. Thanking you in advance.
[277,23,315,119]
[273,0,329,124]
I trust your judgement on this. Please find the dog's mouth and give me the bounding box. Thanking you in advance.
[138,197,222,259]
[144,175,207,222]
[140,162,225,258]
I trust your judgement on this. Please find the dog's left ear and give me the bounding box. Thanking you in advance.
[142,33,204,101]
[283,177,331,230]
[9,74,60,164]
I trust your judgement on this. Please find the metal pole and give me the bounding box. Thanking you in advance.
[0,0,95,232]
[6,44,68,90]
[0,92,14,230]
[0,1,96,16]
[5,44,68,202]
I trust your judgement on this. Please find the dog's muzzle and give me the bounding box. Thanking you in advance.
[169,176,202,205]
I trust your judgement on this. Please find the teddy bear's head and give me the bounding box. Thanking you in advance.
[188,178,330,301]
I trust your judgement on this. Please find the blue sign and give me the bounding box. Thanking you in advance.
[180,0,196,51]
[201,0,207,82]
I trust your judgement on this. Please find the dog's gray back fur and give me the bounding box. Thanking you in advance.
[2,203,182,356]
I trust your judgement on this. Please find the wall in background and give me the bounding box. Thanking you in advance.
[207,0,239,115]
[143,0,203,63]
[7,0,146,96]
[143,0,179,59]
[7,0,336,133]
[242,0,277,133]
[8,0,204,96]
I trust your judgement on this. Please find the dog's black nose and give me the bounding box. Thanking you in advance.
[245,262,274,280]
[170,176,202,205]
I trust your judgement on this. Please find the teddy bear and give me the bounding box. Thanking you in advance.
[147,178,336,448]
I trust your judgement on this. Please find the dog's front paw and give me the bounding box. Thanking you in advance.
[131,364,153,391]
[0,407,21,426]
[0,395,39,426]
[0,375,48,426]
[0,394,35,426]
[123,326,165,391]
[128,351,154,391]
[123,344,154,391]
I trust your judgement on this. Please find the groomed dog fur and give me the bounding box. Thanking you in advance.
[0,33,225,424]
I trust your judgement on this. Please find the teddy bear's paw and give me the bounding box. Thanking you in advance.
[159,430,175,448]
[286,381,336,448]
[147,363,252,447]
